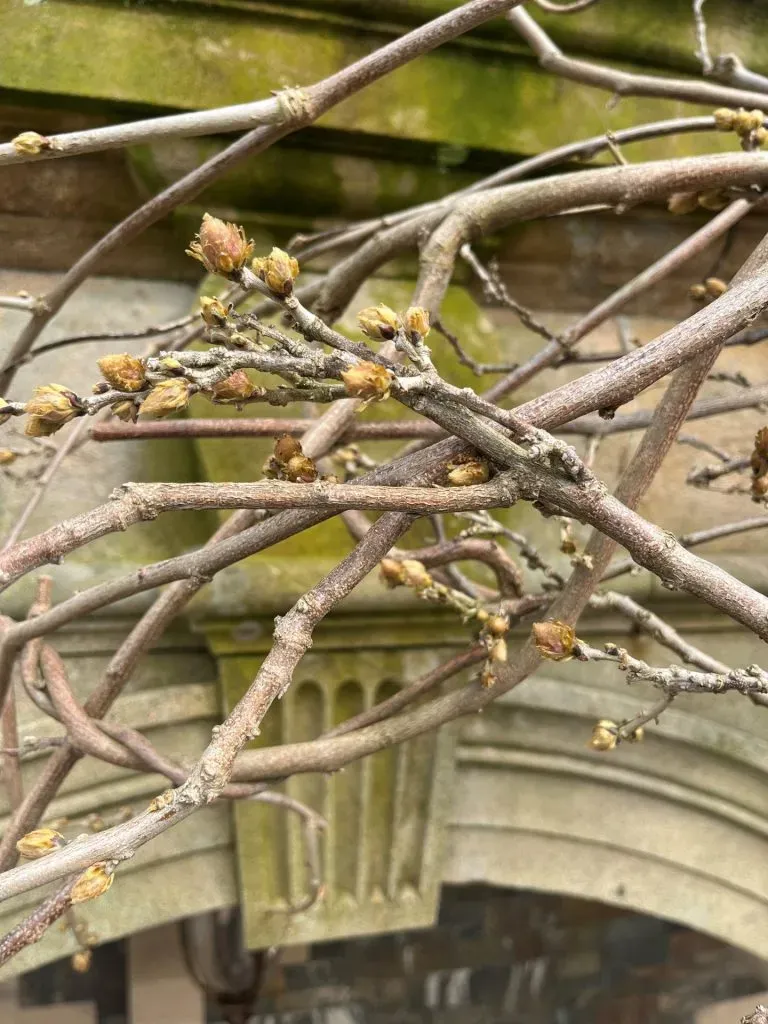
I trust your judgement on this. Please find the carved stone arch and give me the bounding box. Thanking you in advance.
[444,653,768,962]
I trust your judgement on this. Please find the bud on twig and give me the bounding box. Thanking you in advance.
[380,558,406,588]
[341,361,393,401]
[446,460,489,487]
[400,559,433,590]
[25,384,82,436]
[589,719,618,751]
[16,828,66,859]
[273,434,303,464]
[356,304,400,342]
[251,247,300,296]
[70,862,114,905]
[71,950,93,974]
[667,192,699,215]
[703,277,727,298]
[199,296,229,326]
[284,454,318,483]
[186,213,255,277]
[138,379,191,419]
[111,400,139,423]
[532,620,575,661]
[97,353,147,393]
[210,370,259,403]
[12,131,57,155]
[402,306,430,340]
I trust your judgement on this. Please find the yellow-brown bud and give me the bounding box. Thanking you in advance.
[688,283,708,301]
[666,192,699,216]
[12,131,51,155]
[356,304,400,342]
[111,400,139,423]
[0,449,16,465]
[402,306,430,340]
[210,370,258,402]
[532,620,575,661]
[713,107,737,131]
[341,361,393,401]
[70,862,114,904]
[626,725,645,743]
[704,276,728,298]
[446,460,490,487]
[138,378,190,419]
[400,559,432,590]
[186,213,254,277]
[589,719,618,752]
[273,433,303,464]
[380,558,406,588]
[200,296,229,325]
[251,247,300,296]
[755,127,768,148]
[25,384,82,433]
[97,353,146,393]
[698,189,729,211]
[16,828,65,859]
[489,637,508,663]
[732,108,765,135]
[285,454,318,483]
[71,950,93,974]
[485,614,509,637]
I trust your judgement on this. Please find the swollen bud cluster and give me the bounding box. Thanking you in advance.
[187,213,255,277]
[532,620,576,662]
[25,384,83,436]
[713,106,768,148]
[251,247,300,296]
[341,361,393,402]
[138,378,191,419]
[263,433,318,482]
[356,305,430,342]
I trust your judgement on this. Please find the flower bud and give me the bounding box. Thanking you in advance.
[667,192,699,215]
[341,361,392,401]
[273,433,303,464]
[0,449,16,465]
[158,357,184,373]
[356,304,400,342]
[72,950,92,974]
[532,620,575,661]
[186,213,254,277]
[251,247,300,296]
[713,107,737,131]
[111,400,139,423]
[285,454,318,483]
[16,828,65,859]
[732,108,764,135]
[380,558,406,588]
[446,460,489,487]
[97,353,146,393]
[70,862,114,904]
[756,127,768,148]
[589,719,618,752]
[138,378,190,419]
[25,384,82,434]
[210,370,258,402]
[400,559,432,590]
[402,306,430,340]
[489,637,508,663]
[704,276,727,298]
[12,131,50,155]
[688,283,707,301]
[626,725,645,743]
[200,296,229,325]
[698,189,729,211]
[485,614,509,637]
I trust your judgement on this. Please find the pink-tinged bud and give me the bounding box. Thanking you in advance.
[532,620,575,661]
[251,247,300,296]
[210,370,259,402]
[341,361,392,401]
[356,304,400,342]
[138,379,190,419]
[97,353,146,393]
[186,213,255,277]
